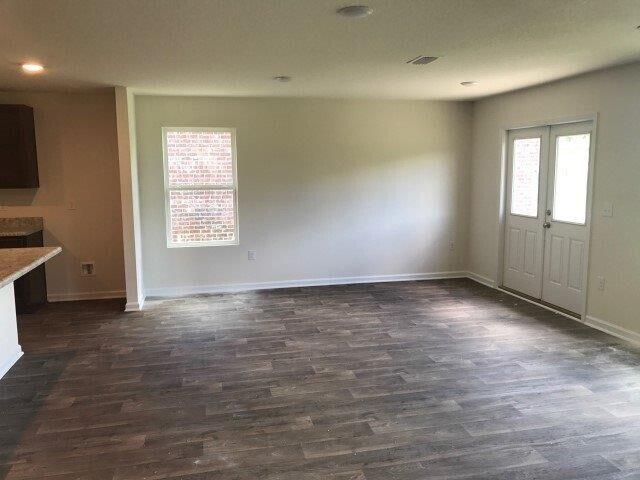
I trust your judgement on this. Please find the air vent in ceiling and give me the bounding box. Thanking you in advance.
[407,56,439,65]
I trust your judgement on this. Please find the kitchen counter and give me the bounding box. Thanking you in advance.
[0,217,44,237]
[0,246,61,379]
[0,247,61,289]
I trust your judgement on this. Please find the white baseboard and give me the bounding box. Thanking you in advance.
[0,345,23,380]
[125,294,146,312]
[47,290,126,302]
[584,315,640,347]
[466,271,579,321]
[465,271,497,288]
[145,271,468,298]
[465,272,640,348]
[35,274,640,349]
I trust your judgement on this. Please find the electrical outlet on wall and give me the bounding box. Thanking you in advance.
[449,240,455,251]
[247,250,256,261]
[602,202,613,217]
[597,276,605,291]
[80,262,95,276]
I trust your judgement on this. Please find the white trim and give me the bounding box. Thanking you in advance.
[146,271,468,298]
[47,290,126,302]
[115,87,145,316]
[125,295,146,312]
[161,126,239,248]
[0,345,23,380]
[499,113,600,131]
[466,273,578,321]
[580,115,598,321]
[496,286,579,322]
[466,274,640,346]
[584,315,640,347]
[466,271,497,288]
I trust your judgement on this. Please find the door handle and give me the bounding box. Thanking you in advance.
[543,222,551,229]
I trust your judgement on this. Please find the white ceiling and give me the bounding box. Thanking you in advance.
[1,0,639,100]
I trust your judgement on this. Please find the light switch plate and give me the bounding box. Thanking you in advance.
[602,201,613,217]
[247,250,256,261]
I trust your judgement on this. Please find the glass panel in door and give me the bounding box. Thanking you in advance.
[552,134,591,224]
[510,138,541,217]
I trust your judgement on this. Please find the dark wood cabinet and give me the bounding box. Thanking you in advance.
[0,231,48,313]
[0,105,39,188]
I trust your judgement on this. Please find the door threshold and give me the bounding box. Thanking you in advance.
[499,286,580,320]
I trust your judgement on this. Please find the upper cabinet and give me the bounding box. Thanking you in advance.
[0,105,39,188]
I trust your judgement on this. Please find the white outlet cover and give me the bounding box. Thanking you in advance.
[602,202,613,217]
[247,250,256,261]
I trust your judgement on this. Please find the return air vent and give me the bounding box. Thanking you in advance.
[407,56,439,65]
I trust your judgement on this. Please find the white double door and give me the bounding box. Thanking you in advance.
[503,121,594,314]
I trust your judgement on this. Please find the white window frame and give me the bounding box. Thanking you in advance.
[161,126,239,248]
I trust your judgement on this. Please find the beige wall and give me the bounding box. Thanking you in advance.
[469,62,640,334]
[0,90,125,300]
[135,96,472,294]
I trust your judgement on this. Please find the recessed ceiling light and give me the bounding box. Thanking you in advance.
[460,81,478,86]
[336,5,373,18]
[21,63,44,74]
[273,75,292,82]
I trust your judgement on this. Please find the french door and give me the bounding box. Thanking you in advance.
[503,121,594,314]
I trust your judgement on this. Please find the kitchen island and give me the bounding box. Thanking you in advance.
[0,246,61,378]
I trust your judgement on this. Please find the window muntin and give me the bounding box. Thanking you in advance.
[162,128,238,247]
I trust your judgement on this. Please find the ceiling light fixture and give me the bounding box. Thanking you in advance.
[21,63,44,74]
[460,81,478,86]
[273,75,292,82]
[336,5,373,18]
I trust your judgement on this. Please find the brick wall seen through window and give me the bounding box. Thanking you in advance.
[163,128,238,247]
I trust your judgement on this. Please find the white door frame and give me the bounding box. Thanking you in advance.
[496,113,598,320]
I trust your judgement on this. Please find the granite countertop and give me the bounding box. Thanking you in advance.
[0,217,44,237]
[0,247,61,289]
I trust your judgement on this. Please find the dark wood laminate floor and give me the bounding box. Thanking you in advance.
[2,279,640,479]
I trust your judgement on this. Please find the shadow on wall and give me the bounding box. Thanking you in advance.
[246,150,460,275]
[136,97,472,288]
[0,189,38,206]
[149,150,463,287]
